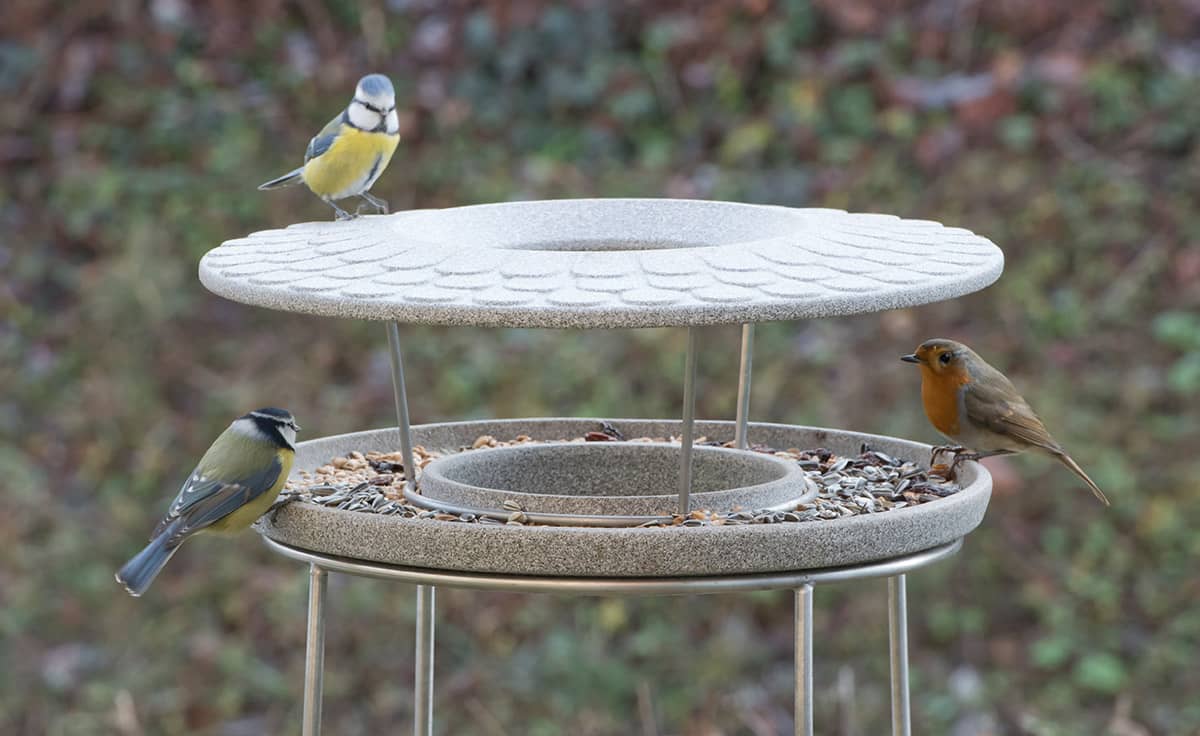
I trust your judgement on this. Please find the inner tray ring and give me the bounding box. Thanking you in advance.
[412,442,817,526]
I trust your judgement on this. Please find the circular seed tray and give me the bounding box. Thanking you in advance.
[200,199,1003,328]
[260,419,992,577]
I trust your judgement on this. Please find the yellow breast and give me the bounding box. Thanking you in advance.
[206,448,295,534]
[302,125,399,200]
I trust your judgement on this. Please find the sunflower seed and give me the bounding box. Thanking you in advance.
[289,436,956,527]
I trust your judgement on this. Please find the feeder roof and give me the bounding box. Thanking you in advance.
[200,199,1003,329]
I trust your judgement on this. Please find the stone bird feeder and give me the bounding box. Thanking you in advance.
[200,198,1002,736]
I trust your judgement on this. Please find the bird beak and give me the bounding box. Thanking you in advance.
[900,353,921,364]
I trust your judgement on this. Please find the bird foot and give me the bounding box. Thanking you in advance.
[359,193,389,215]
[929,445,966,467]
[325,198,357,221]
[948,451,981,475]
[266,492,301,523]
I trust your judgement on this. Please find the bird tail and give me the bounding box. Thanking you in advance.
[116,521,185,597]
[258,167,305,191]
[1052,451,1110,506]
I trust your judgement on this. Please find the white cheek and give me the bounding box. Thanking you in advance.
[280,425,297,446]
[230,418,259,439]
[386,110,399,134]
[347,102,380,130]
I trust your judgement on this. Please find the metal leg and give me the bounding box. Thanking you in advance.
[678,327,698,515]
[413,585,436,736]
[734,323,754,450]
[888,575,911,736]
[795,584,814,736]
[302,565,328,736]
[386,323,419,492]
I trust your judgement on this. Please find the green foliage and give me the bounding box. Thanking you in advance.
[1153,311,1200,394]
[3,1,1199,734]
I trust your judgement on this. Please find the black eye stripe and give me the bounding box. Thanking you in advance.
[353,98,394,115]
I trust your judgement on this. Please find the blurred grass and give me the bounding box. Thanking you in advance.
[3,0,1200,734]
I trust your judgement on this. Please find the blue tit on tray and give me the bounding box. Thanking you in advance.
[116,408,300,597]
[258,73,400,221]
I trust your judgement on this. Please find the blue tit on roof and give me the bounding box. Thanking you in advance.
[259,74,401,221]
[115,408,301,596]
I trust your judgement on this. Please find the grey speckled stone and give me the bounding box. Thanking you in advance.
[260,419,992,576]
[420,442,814,516]
[201,199,1004,328]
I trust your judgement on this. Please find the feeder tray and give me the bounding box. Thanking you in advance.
[262,419,990,577]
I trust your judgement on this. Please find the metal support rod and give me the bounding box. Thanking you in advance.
[265,536,963,595]
[386,322,418,492]
[888,575,912,736]
[795,584,814,736]
[413,585,436,736]
[678,327,699,515]
[302,565,328,736]
[734,323,754,449]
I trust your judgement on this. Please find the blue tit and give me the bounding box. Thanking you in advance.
[258,73,401,221]
[116,408,300,597]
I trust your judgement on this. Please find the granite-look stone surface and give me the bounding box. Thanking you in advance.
[420,442,814,516]
[201,199,1004,328]
[260,419,992,576]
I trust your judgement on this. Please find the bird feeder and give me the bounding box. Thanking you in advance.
[200,198,1002,735]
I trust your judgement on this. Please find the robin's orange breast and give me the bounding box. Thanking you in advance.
[920,366,969,437]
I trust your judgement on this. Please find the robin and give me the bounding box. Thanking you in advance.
[901,338,1110,506]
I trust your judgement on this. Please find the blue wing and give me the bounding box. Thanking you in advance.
[151,457,283,542]
[305,113,345,163]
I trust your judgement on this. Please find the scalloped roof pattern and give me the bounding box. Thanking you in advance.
[199,199,1003,328]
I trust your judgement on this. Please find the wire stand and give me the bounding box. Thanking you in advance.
[293,322,950,736]
[276,537,958,735]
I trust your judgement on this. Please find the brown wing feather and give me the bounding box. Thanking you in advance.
[963,359,1109,506]
[1054,452,1110,505]
[963,363,1062,452]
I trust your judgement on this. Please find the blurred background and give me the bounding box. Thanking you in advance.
[3,0,1199,733]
